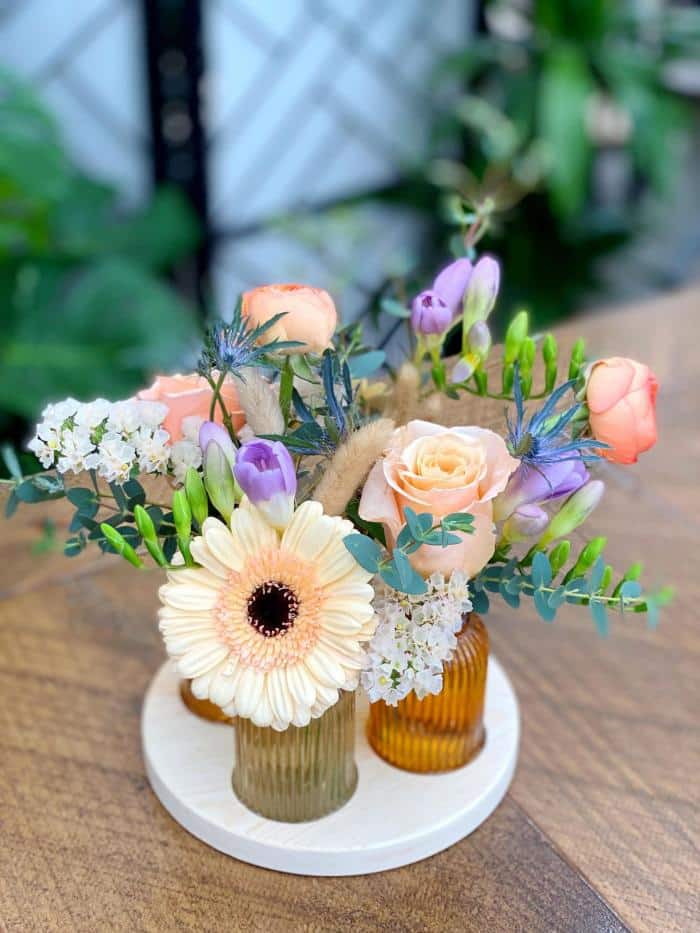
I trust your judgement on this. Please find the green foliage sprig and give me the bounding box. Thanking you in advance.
[344,507,475,596]
[473,545,673,634]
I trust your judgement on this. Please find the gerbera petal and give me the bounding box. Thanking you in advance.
[230,506,278,558]
[319,609,364,635]
[165,567,222,589]
[316,546,359,587]
[266,668,293,726]
[317,632,366,668]
[159,582,219,611]
[324,581,375,603]
[209,661,241,708]
[322,601,375,626]
[177,642,229,678]
[234,667,265,717]
[281,500,324,553]
[285,513,338,563]
[304,647,347,687]
[163,627,220,655]
[289,705,312,728]
[191,659,229,700]
[250,681,275,727]
[190,538,229,578]
[285,664,318,708]
[202,518,246,571]
[158,611,216,634]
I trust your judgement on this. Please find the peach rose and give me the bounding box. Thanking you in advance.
[359,420,518,578]
[138,373,245,442]
[241,283,337,354]
[586,357,658,465]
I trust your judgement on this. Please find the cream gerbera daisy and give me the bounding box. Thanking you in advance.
[158,499,376,730]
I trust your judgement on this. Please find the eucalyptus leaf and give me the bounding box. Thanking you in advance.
[348,351,386,379]
[343,534,382,573]
[471,589,490,615]
[380,298,411,319]
[534,588,556,622]
[590,600,609,636]
[532,551,553,588]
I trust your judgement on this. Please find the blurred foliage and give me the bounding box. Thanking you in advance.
[0,70,202,458]
[423,0,700,324]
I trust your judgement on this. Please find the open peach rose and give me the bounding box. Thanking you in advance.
[586,357,658,465]
[241,283,337,354]
[359,420,518,578]
[138,373,245,442]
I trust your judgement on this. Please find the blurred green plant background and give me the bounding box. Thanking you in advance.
[423,0,700,323]
[0,71,201,465]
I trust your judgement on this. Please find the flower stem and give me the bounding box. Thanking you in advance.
[207,371,238,445]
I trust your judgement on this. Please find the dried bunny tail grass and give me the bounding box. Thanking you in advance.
[314,418,395,517]
[236,369,285,436]
[390,362,421,425]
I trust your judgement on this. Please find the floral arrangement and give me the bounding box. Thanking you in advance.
[5,258,668,728]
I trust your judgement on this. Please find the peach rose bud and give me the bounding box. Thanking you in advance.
[241,283,337,354]
[586,357,658,464]
[138,373,245,442]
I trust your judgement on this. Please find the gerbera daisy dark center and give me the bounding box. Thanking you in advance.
[247,581,299,637]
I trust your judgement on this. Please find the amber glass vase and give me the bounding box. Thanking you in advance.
[232,690,357,822]
[367,613,488,773]
[179,679,233,724]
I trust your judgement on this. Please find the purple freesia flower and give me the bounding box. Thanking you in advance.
[432,257,473,317]
[493,457,588,522]
[234,438,297,529]
[410,291,452,336]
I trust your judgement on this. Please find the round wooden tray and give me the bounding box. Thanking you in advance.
[142,658,519,876]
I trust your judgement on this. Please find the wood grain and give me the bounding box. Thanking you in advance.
[1,287,699,931]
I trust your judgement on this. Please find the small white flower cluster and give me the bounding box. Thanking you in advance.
[28,398,202,485]
[361,571,473,705]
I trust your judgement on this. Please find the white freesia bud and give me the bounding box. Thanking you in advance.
[467,320,492,358]
[537,480,605,546]
[451,355,476,383]
[502,504,549,542]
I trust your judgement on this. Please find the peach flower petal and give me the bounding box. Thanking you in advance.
[359,420,518,579]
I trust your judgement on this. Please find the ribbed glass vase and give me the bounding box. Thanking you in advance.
[367,613,489,773]
[232,689,358,822]
[180,679,233,724]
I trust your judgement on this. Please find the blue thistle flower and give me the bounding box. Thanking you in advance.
[506,366,606,467]
[199,300,303,376]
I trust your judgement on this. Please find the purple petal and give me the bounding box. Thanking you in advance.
[234,437,297,504]
[410,290,452,335]
[199,421,236,468]
[432,258,473,317]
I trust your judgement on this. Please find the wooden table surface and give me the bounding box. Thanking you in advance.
[1,288,698,933]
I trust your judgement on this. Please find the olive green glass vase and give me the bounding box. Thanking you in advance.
[232,689,358,822]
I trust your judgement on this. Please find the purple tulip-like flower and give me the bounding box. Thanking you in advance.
[234,438,297,529]
[432,258,473,317]
[410,290,452,336]
[493,457,589,522]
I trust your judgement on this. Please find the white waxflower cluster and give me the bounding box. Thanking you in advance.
[28,398,202,485]
[361,570,473,705]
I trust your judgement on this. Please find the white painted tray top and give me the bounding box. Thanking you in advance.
[142,657,520,876]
